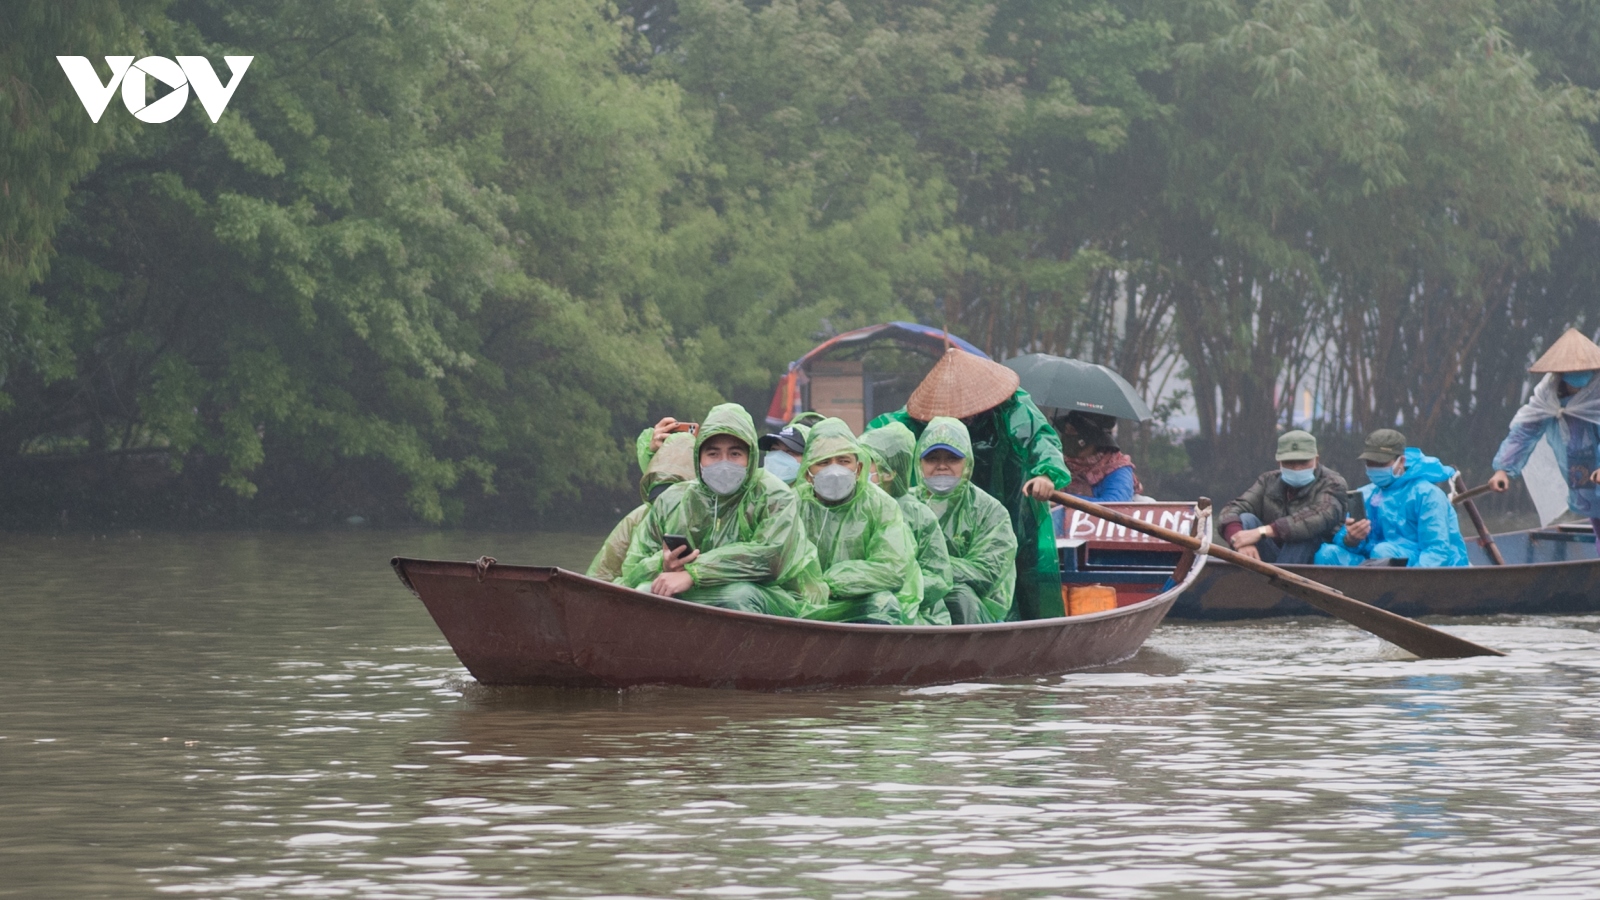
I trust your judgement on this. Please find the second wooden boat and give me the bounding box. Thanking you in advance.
[1168,524,1600,620]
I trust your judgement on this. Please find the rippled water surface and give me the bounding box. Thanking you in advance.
[4,531,1600,899]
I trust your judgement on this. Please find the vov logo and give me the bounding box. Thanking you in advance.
[57,56,253,124]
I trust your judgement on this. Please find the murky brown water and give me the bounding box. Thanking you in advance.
[4,530,1600,898]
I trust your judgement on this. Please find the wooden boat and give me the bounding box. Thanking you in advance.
[391,510,1211,690]
[1169,523,1600,620]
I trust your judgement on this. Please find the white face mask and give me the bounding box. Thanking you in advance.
[924,473,961,495]
[701,460,746,496]
[812,464,856,502]
[763,452,800,484]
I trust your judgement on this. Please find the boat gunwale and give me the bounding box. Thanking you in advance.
[392,555,1200,634]
[1207,527,1600,577]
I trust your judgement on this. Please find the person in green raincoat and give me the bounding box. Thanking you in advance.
[792,418,923,625]
[587,432,697,583]
[911,417,1018,623]
[859,422,953,625]
[635,415,696,473]
[621,403,827,616]
[866,348,1069,619]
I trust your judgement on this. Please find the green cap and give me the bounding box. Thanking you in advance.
[1359,428,1407,464]
[1274,430,1318,462]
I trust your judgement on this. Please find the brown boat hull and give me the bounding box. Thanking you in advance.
[1171,528,1600,620]
[392,559,1197,690]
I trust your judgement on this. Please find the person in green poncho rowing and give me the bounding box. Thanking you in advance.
[859,422,954,625]
[866,347,1070,619]
[621,403,827,617]
[911,417,1018,623]
[793,418,924,625]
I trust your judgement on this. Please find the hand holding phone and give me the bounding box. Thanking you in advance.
[662,534,698,573]
[1345,490,1367,524]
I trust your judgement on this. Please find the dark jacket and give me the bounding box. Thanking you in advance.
[1217,466,1348,545]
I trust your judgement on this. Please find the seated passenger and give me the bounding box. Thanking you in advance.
[794,418,921,625]
[634,415,694,471]
[587,432,695,583]
[621,403,826,615]
[758,423,808,485]
[860,422,954,624]
[911,417,1018,624]
[1217,430,1347,565]
[1315,429,1470,567]
[1058,411,1140,502]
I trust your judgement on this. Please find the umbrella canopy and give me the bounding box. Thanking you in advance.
[1002,354,1153,422]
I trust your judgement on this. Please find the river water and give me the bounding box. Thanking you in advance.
[3,530,1600,899]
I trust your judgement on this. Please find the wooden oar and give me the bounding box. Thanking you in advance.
[1452,476,1506,566]
[1050,491,1505,659]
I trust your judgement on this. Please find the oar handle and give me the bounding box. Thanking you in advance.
[1451,483,1495,505]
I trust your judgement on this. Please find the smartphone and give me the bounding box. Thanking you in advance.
[663,534,690,554]
[1346,490,1367,522]
[668,422,699,435]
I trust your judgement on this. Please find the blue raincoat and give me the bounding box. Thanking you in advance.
[1314,448,1470,567]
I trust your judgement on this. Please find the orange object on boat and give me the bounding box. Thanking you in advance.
[1067,584,1118,616]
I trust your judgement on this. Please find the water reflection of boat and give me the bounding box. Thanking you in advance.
[391,526,1209,690]
[1169,525,1600,620]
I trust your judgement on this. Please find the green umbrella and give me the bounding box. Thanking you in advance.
[1002,354,1153,422]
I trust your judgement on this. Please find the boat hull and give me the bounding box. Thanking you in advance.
[393,559,1196,690]
[1170,528,1600,620]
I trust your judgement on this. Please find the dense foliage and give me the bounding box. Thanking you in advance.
[3,0,1599,526]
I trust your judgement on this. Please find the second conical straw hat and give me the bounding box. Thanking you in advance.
[1529,328,1600,373]
[906,347,1021,420]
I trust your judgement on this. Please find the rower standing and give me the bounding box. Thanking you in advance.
[1488,328,1600,541]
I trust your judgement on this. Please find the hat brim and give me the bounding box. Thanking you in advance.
[1358,449,1401,464]
[920,442,967,460]
[759,434,805,455]
[1274,450,1317,462]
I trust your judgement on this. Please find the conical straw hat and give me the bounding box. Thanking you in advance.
[906,348,1020,420]
[1529,328,1600,373]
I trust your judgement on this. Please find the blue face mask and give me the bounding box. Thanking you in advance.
[763,451,800,484]
[1367,462,1396,489]
[1280,466,1316,488]
[1564,371,1595,389]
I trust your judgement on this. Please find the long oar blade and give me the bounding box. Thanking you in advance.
[1050,491,1505,660]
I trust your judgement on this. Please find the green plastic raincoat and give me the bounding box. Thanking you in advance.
[859,422,953,624]
[910,417,1018,624]
[792,418,923,625]
[621,404,827,616]
[587,432,697,583]
[868,389,1069,619]
[635,426,658,474]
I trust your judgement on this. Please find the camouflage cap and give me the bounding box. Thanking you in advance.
[1274,430,1318,462]
[1358,428,1407,464]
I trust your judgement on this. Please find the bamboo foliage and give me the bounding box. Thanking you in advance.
[3,0,1600,523]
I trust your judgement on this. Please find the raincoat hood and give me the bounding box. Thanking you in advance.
[1393,447,1457,489]
[797,418,872,507]
[694,403,760,496]
[860,422,917,498]
[641,432,696,503]
[914,417,975,487]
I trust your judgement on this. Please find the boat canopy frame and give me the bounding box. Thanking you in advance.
[764,321,988,428]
